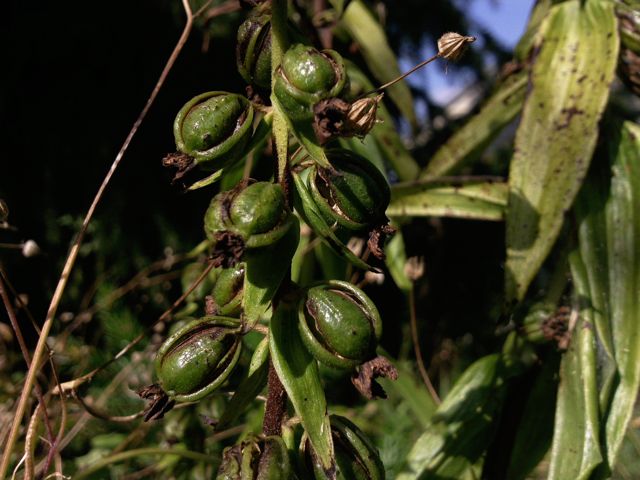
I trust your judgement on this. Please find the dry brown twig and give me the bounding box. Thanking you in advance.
[0,0,227,475]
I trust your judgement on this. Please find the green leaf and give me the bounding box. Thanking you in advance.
[505,0,619,302]
[272,96,332,170]
[242,217,300,327]
[514,0,553,61]
[215,337,269,431]
[384,232,412,293]
[548,251,603,479]
[574,121,640,474]
[388,179,508,221]
[506,355,559,480]
[269,302,334,472]
[344,61,419,181]
[421,72,527,178]
[379,359,437,429]
[398,354,512,479]
[341,0,416,127]
[292,170,376,272]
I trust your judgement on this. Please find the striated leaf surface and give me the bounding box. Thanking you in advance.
[388,179,508,221]
[421,72,527,178]
[270,302,335,473]
[215,337,269,431]
[398,354,513,479]
[242,218,300,326]
[505,0,619,302]
[548,251,603,479]
[573,121,640,476]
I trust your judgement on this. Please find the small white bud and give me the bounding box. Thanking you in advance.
[22,240,40,258]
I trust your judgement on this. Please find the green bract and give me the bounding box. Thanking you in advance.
[236,13,272,90]
[302,415,385,480]
[204,181,294,249]
[212,263,245,316]
[154,316,242,402]
[309,149,390,231]
[298,280,382,370]
[216,435,295,480]
[173,91,254,169]
[274,43,347,122]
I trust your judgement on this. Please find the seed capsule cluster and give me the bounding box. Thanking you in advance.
[150,3,400,477]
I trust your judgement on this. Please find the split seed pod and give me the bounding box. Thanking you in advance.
[173,91,254,170]
[437,32,476,61]
[308,149,390,231]
[204,181,294,251]
[217,435,295,480]
[274,43,347,122]
[301,415,385,480]
[155,316,242,402]
[298,280,382,370]
[236,13,272,91]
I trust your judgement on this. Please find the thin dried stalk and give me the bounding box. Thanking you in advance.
[0,1,197,475]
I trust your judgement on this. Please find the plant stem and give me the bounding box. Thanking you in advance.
[0,273,55,460]
[0,4,197,474]
[409,286,441,405]
[261,0,290,438]
[73,448,217,480]
[361,53,440,97]
[262,362,287,436]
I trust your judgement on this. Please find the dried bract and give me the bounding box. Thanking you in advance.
[437,32,476,61]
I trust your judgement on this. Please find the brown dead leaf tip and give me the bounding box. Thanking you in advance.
[367,223,396,260]
[210,231,245,269]
[313,98,350,144]
[313,95,382,144]
[205,295,218,316]
[162,152,196,184]
[351,356,398,399]
[137,384,175,421]
[542,305,571,350]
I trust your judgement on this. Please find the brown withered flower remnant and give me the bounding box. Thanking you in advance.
[437,32,476,61]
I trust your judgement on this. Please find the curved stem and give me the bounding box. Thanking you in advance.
[409,286,441,405]
[361,54,440,98]
[73,448,216,480]
[0,2,196,476]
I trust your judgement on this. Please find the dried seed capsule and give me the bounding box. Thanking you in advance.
[217,435,295,480]
[298,280,382,370]
[437,32,476,61]
[301,415,385,480]
[274,43,347,122]
[173,91,254,170]
[308,149,390,231]
[237,13,273,90]
[155,316,242,402]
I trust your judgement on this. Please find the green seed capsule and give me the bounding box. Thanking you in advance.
[173,91,254,169]
[212,263,245,316]
[236,13,272,90]
[298,281,382,370]
[204,181,293,250]
[155,317,242,402]
[274,43,347,122]
[308,149,390,231]
[302,415,385,480]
